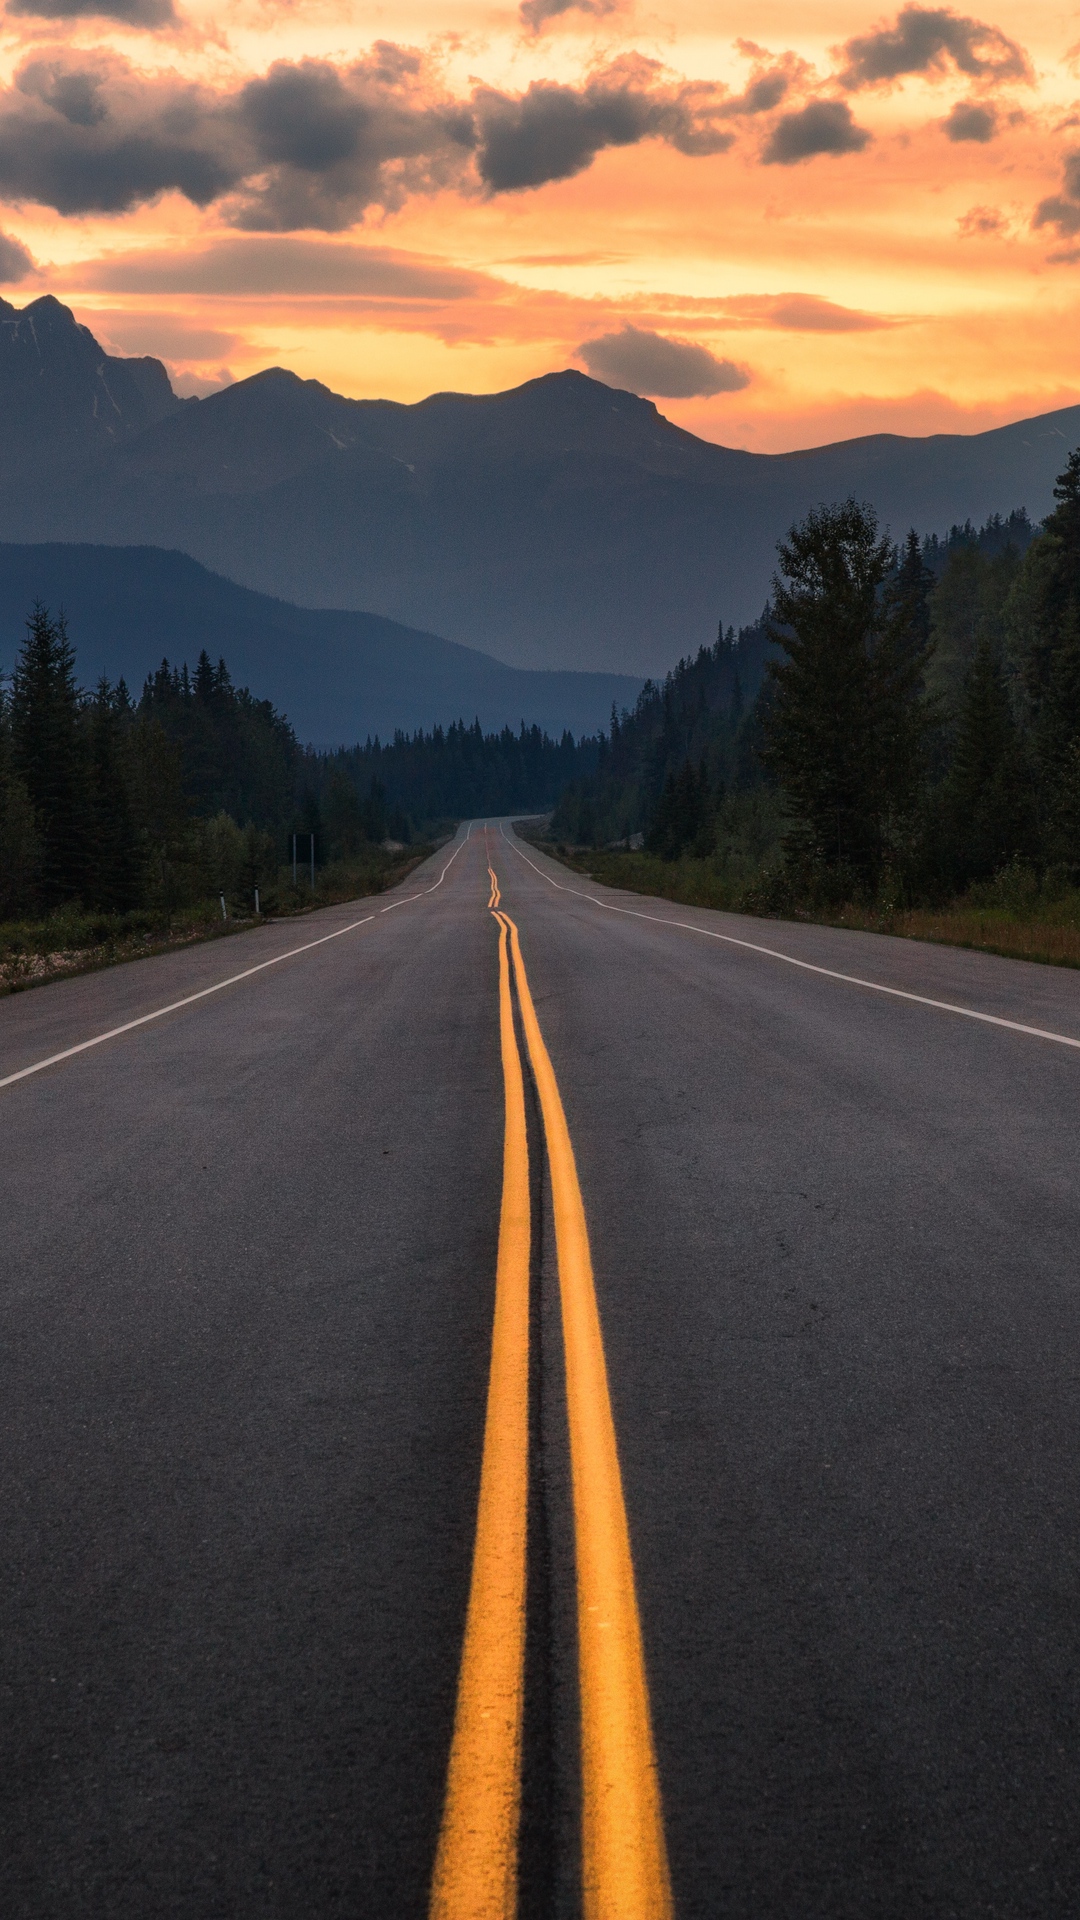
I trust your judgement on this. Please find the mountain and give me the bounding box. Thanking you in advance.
[0,296,1077,675]
[0,294,181,477]
[0,544,641,744]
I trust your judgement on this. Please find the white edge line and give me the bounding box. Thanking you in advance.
[1,832,472,1093]
[500,826,1080,1055]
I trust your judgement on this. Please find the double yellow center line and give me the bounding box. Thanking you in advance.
[431,861,672,1919]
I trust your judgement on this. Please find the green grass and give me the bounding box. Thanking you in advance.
[527,838,1080,972]
[0,846,433,995]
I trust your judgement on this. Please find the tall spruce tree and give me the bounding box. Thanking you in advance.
[0,693,41,919]
[1013,448,1080,864]
[87,679,142,912]
[10,605,89,908]
[761,501,933,886]
[944,640,1033,882]
[646,760,713,859]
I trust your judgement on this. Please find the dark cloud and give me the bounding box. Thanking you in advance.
[943,100,997,140]
[838,6,1031,89]
[714,53,811,120]
[0,229,34,281]
[578,324,750,398]
[474,58,733,191]
[232,51,476,229]
[71,237,488,298]
[722,70,790,114]
[1033,153,1080,241]
[0,43,738,226]
[0,47,474,227]
[0,57,237,214]
[762,100,871,165]
[7,0,176,25]
[519,0,623,34]
[17,60,108,126]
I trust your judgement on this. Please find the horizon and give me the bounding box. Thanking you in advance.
[0,3,1075,453]
[10,288,1080,466]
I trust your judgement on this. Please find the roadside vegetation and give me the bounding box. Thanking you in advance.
[529,840,1080,970]
[538,457,1080,968]
[0,607,597,992]
[0,845,430,995]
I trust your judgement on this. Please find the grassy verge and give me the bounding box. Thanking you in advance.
[521,836,1080,972]
[0,846,433,997]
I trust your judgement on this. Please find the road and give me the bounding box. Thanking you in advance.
[3,821,1080,1918]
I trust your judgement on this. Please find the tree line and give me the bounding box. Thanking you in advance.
[552,464,1079,910]
[0,612,596,924]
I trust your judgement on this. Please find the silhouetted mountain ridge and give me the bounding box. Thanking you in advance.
[0,296,1077,675]
[0,295,181,477]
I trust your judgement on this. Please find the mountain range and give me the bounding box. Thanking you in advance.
[2,293,1078,684]
[0,543,641,745]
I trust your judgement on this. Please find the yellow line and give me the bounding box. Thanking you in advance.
[430,912,531,1920]
[502,912,673,1920]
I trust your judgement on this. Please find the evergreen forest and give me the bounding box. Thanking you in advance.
[0,615,594,929]
[549,471,1080,922]
[3,449,1078,954]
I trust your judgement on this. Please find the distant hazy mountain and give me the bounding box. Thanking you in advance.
[0,544,641,744]
[1,296,1077,676]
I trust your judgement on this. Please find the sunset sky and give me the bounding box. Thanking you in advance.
[0,0,1078,448]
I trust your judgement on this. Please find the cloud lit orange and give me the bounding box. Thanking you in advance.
[0,0,1076,448]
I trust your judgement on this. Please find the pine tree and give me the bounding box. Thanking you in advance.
[1013,448,1080,863]
[323,769,366,858]
[10,605,89,908]
[127,715,189,917]
[945,641,1033,883]
[87,679,142,912]
[0,695,41,919]
[646,760,712,859]
[762,501,921,884]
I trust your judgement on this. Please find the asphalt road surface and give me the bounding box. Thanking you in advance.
[3,821,1080,1919]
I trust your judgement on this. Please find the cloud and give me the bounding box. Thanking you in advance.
[0,45,742,226]
[0,47,476,227]
[716,292,896,331]
[714,53,811,119]
[70,236,489,298]
[498,249,627,265]
[1033,152,1080,241]
[578,323,750,397]
[473,57,734,192]
[0,229,35,281]
[232,50,476,229]
[0,54,241,213]
[943,100,997,140]
[519,0,624,34]
[86,311,240,358]
[7,0,176,24]
[957,203,1007,234]
[762,100,871,165]
[837,6,1031,89]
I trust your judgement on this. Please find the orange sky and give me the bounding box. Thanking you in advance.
[1,0,1078,448]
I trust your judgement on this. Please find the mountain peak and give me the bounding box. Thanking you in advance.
[0,297,180,476]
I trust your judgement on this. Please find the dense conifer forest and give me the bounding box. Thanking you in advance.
[0,616,594,927]
[548,473,1080,922]
[3,452,1076,953]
